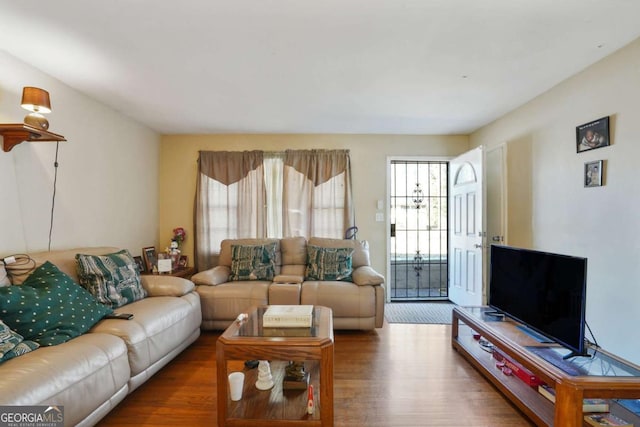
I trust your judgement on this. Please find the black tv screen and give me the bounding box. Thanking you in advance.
[488,245,588,356]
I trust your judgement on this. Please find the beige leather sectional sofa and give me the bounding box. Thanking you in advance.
[0,239,383,425]
[0,247,202,427]
[192,237,385,330]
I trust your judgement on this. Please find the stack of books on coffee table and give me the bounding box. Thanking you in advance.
[263,305,313,328]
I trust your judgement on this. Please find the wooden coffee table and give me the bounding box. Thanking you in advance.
[216,305,334,427]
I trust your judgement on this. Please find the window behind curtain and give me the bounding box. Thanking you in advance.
[195,151,265,270]
[195,149,354,270]
[283,150,352,238]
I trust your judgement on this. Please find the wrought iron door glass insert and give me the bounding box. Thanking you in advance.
[390,161,449,300]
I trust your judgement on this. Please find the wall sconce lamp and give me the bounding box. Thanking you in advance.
[0,86,65,152]
[21,86,52,130]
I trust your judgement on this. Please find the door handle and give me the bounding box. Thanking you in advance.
[492,236,502,242]
[474,244,483,249]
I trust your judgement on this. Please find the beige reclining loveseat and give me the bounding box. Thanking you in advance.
[192,237,385,330]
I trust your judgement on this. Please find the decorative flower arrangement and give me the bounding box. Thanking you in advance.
[172,227,186,247]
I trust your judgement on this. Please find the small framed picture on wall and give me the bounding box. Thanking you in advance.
[576,116,610,153]
[584,160,604,188]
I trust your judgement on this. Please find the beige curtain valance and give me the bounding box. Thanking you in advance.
[284,149,350,186]
[198,150,264,185]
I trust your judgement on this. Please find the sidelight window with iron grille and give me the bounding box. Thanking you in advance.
[390,160,449,300]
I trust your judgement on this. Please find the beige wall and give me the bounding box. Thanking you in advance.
[0,52,160,256]
[158,134,469,275]
[471,37,640,363]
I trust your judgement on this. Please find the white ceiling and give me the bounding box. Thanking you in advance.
[1,0,639,135]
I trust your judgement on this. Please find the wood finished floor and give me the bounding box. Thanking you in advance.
[97,323,533,427]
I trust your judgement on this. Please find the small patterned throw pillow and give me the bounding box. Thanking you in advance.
[0,320,39,363]
[229,243,277,281]
[0,262,113,346]
[76,249,147,308]
[305,245,354,281]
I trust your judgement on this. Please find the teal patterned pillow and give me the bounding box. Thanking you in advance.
[0,262,112,346]
[76,249,147,308]
[229,243,277,281]
[305,245,354,281]
[1,320,23,357]
[1,340,39,362]
[0,321,39,363]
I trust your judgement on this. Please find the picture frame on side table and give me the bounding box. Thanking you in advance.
[142,246,157,273]
[577,116,610,153]
[178,255,188,269]
[133,256,146,274]
[584,160,604,188]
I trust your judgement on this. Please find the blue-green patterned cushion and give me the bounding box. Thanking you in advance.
[76,249,147,308]
[0,320,39,363]
[229,243,277,281]
[305,245,354,281]
[0,262,112,346]
[1,340,39,362]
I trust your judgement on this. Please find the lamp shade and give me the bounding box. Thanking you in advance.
[21,87,51,114]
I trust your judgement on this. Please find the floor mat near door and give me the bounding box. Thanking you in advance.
[384,302,456,324]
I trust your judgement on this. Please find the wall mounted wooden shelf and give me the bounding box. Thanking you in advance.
[0,123,66,152]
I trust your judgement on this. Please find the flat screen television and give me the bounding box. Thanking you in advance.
[488,245,588,357]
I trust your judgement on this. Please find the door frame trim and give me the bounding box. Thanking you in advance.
[385,155,452,303]
[486,143,508,246]
[485,144,508,305]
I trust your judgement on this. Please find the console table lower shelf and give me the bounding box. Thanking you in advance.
[451,306,640,427]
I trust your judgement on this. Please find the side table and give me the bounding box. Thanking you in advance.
[143,266,196,279]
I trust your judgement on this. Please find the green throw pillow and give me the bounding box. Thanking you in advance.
[229,243,277,281]
[0,320,39,363]
[305,245,354,282]
[76,249,147,308]
[0,262,112,346]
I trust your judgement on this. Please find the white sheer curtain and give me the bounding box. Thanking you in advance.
[263,152,284,239]
[194,151,266,270]
[283,149,354,238]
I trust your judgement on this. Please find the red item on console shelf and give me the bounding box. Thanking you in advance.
[492,348,542,387]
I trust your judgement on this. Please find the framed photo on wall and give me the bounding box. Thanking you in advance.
[584,160,604,187]
[576,116,610,153]
[142,246,157,273]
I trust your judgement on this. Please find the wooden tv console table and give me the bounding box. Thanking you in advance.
[451,306,640,427]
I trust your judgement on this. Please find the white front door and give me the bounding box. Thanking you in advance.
[448,147,485,307]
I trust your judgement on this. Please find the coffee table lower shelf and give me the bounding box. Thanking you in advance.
[216,305,334,427]
[226,361,321,426]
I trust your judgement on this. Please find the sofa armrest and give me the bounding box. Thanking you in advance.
[191,266,231,286]
[352,266,385,286]
[140,275,195,297]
